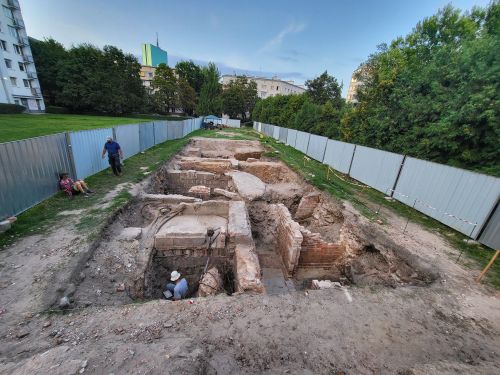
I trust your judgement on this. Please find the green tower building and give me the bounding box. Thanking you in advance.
[141,43,168,67]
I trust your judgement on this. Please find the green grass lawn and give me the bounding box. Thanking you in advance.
[0,114,188,143]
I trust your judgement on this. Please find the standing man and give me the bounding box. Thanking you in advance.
[102,137,124,176]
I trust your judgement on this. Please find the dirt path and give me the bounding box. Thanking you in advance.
[1,136,499,374]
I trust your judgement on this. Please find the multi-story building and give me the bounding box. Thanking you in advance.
[221,74,305,99]
[0,0,44,112]
[346,65,367,104]
[139,42,168,91]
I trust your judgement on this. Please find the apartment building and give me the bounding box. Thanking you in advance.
[221,74,305,99]
[0,0,44,111]
[346,65,367,104]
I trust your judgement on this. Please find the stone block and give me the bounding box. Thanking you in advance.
[226,171,266,201]
[295,192,321,220]
[234,244,264,293]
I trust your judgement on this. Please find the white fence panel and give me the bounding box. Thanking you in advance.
[153,121,168,145]
[279,127,288,143]
[286,129,298,147]
[115,124,140,159]
[349,145,404,194]
[273,126,280,140]
[294,131,310,154]
[306,134,328,162]
[224,118,241,128]
[323,139,356,174]
[394,157,500,238]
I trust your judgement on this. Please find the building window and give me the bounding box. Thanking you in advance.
[10,77,17,86]
[8,25,17,38]
[0,40,7,51]
[148,72,153,78]
[23,79,29,87]
[2,6,13,19]
[13,44,21,54]
[5,59,12,68]
[18,62,24,71]
[276,86,279,90]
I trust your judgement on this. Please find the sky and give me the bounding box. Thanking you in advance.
[20,0,490,96]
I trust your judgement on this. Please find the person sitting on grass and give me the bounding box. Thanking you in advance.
[59,173,93,197]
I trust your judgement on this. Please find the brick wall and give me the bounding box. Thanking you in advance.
[298,229,346,268]
[167,170,231,193]
[274,204,303,276]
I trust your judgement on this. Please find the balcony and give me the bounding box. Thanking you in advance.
[31,88,41,97]
[17,36,29,46]
[7,0,20,9]
[22,55,34,64]
[12,18,25,29]
[26,71,37,79]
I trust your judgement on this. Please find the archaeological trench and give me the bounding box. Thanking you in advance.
[68,137,438,307]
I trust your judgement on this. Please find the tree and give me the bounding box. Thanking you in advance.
[221,76,258,120]
[152,63,177,113]
[175,61,204,94]
[305,71,343,108]
[196,63,222,115]
[29,38,67,106]
[177,78,197,115]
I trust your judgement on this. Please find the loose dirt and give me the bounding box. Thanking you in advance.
[1,133,499,374]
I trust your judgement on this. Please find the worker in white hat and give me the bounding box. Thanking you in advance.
[164,270,188,300]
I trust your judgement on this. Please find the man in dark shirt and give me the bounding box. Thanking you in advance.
[102,137,124,176]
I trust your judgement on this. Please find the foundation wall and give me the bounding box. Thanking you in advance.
[176,158,236,174]
[298,229,346,268]
[239,161,295,183]
[274,204,303,276]
[166,170,231,193]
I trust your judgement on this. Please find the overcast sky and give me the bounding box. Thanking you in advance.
[20,0,490,96]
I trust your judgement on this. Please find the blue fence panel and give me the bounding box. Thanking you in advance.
[115,124,140,159]
[295,131,310,154]
[182,120,191,137]
[70,128,113,179]
[139,122,155,151]
[0,134,73,218]
[323,139,356,174]
[154,121,168,145]
[168,121,183,140]
[306,134,328,162]
[279,127,288,143]
[286,129,298,147]
[349,145,404,194]
[394,157,500,239]
[273,126,280,140]
[479,204,500,249]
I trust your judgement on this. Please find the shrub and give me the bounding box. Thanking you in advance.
[45,106,69,114]
[0,103,25,114]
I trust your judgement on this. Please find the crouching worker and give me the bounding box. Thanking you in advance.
[164,271,188,300]
[59,173,93,197]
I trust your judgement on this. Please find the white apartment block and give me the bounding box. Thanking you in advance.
[0,0,44,112]
[222,74,305,99]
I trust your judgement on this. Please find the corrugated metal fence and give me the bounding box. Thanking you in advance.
[253,121,500,249]
[0,117,207,219]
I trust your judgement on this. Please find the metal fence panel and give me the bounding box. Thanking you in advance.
[253,121,257,131]
[224,118,241,128]
[323,139,356,174]
[306,134,328,162]
[168,121,183,140]
[394,157,500,238]
[349,145,404,194]
[258,122,262,132]
[279,127,288,143]
[154,121,168,144]
[479,204,500,249]
[273,126,280,140]
[115,124,140,159]
[0,134,73,218]
[286,129,297,147]
[139,122,155,151]
[70,128,113,179]
[294,131,310,154]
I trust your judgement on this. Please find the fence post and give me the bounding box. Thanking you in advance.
[64,132,78,180]
[390,155,406,198]
[347,145,357,176]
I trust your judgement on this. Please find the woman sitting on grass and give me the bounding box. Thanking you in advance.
[59,173,93,197]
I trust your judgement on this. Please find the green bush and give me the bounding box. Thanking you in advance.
[0,103,25,114]
[45,106,69,114]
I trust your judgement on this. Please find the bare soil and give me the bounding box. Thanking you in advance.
[1,136,499,375]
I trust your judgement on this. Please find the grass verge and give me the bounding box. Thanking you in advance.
[0,113,187,143]
[258,133,499,289]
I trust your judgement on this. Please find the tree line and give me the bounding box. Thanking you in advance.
[252,3,499,176]
[29,39,258,119]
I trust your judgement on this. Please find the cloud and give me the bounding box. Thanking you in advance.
[258,22,306,54]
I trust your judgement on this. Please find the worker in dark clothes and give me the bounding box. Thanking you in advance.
[102,137,124,176]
